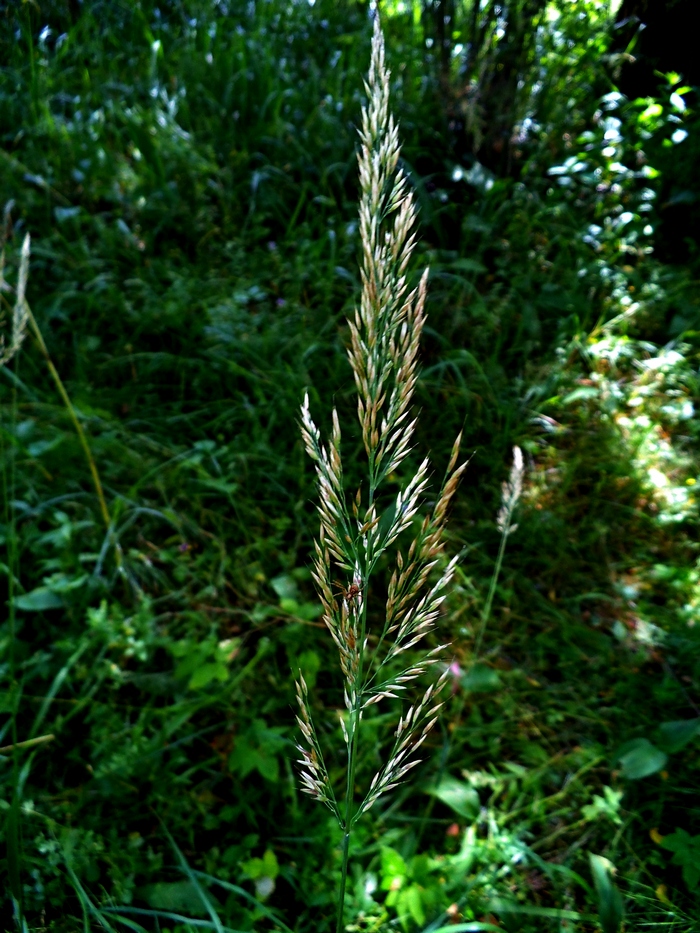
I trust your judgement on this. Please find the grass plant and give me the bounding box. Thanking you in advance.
[295,19,466,929]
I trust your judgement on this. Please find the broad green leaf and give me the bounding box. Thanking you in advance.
[451,257,486,274]
[426,776,480,819]
[255,751,280,782]
[402,883,425,926]
[261,849,279,879]
[660,830,700,889]
[189,662,227,690]
[242,849,278,881]
[616,738,667,779]
[14,587,64,611]
[657,718,700,753]
[270,574,297,600]
[228,721,283,782]
[228,739,258,778]
[295,649,321,688]
[640,102,663,122]
[380,846,407,889]
[281,597,322,620]
[582,786,624,825]
[295,601,323,621]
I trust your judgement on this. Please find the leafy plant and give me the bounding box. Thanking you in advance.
[582,786,624,826]
[660,831,700,891]
[379,846,442,930]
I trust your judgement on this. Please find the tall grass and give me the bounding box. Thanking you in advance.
[294,19,466,930]
[2,3,700,930]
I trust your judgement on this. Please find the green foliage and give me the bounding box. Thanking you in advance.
[229,720,287,783]
[582,787,624,826]
[660,831,700,891]
[380,847,442,930]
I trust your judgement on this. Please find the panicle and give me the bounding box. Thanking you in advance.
[0,213,30,368]
[497,445,524,535]
[293,16,467,830]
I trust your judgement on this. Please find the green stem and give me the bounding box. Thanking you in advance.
[336,830,351,933]
[337,709,359,933]
[0,733,55,755]
[473,522,509,660]
[25,305,122,567]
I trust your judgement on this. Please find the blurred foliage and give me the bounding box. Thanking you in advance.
[1,0,699,931]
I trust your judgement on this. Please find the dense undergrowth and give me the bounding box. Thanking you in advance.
[1,1,699,931]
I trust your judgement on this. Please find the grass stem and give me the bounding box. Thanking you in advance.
[25,305,122,567]
[336,830,351,933]
[474,446,522,660]
[0,734,55,755]
[473,522,509,660]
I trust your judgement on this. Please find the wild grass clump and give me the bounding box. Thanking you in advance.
[295,18,466,929]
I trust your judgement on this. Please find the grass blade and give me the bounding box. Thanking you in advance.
[191,870,295,933]
[160,822,225,933]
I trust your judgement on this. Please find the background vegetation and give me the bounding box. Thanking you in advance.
[1,0,699,930]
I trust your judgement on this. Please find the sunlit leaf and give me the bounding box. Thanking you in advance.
[426,776,480,819]
[380,846,407,889]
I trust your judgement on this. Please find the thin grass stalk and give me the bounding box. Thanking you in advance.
[473,446,523,660]
[24,307,114,537]
[5,370,24,925]
[1,207,118,563]
[472,527,508,660]
[0,230,121,569]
